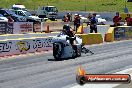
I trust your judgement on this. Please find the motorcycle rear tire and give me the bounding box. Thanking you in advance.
[53,42,63,61]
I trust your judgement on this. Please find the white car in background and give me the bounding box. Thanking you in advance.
[13,10,43,22]
[0,14,8,22]
[96,15,106,25]
[79,14,106,25]
[79,15,88,23]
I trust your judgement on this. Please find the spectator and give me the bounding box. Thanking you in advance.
[74,14,80,32]
[87,13,92,26]
[124,6,129,13]
[7,15,14,23]
[126,14,132,26]
[113,12,122,26]
[90,13,98,33]
[67,13,72,22]
[125,14,130,21]
[88,13,92,20]
[63,15,69,22]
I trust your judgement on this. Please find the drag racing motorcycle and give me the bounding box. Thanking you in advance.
[52,31,94,61]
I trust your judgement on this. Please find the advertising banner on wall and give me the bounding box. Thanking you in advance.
[125,27,132,38]
[13,22,33,34]
[0,22,7,34]
[114,27,126,40]
[0,37,53,57]
[114,26,132,40]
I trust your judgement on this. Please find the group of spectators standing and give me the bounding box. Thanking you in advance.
[113,12,132,26]
[88,13,98,33]
[62,13,72,22]
[62,12,132,33]
[63,13,98,33]
[73,14,81,32]
[62,13,80,32]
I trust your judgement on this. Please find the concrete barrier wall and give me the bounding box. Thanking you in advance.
[77,25,110,41]
[0,32,59,40]
[105,26,132,42]
[76,33,103,45]
[0,37,53,57]
[114,26,132,40]
[105,27,114,42]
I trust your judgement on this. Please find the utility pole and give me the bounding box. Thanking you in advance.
[84,0,87,12]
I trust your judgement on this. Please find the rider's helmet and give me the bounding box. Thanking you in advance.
[63,24,70,32]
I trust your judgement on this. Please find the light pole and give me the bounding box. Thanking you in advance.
[84,0,87,12]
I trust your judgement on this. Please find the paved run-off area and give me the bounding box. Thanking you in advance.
[0,40,132,88]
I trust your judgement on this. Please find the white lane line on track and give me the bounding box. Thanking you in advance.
[64,68,132,88]
[0,50,53,61]
[85,39,132,48]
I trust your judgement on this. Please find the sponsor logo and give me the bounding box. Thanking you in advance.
[17,41,30,52]
[20,23,32,29]
[0,42,12,53]
[76,67,131,85]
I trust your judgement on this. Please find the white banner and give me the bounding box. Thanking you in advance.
[13,22,33,34]
[0,37,53,57]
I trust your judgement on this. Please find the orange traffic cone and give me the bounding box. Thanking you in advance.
[45,25,50,33]
[80,25,83,34]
